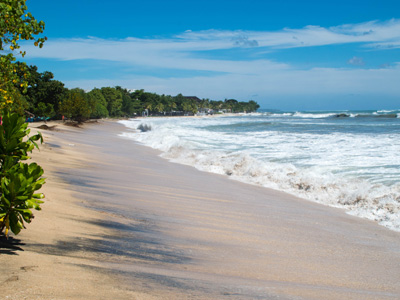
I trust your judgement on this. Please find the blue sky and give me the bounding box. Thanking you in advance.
[20,0,400,110]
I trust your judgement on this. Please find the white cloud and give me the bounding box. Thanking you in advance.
[24,19,400,67]
[365,41,400,49]
[232,35,259,47]
[20,19,400,108]
[64,64,400,102]
[24,36,289,74]
[22,20,400,74]
[347,56,365,66]
[173,19,400,50]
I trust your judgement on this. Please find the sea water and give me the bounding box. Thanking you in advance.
[119,110,400,232]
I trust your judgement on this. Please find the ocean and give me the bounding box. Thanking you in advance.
[119,110,400,232]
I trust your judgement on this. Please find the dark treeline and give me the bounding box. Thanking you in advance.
[15,65,260,122]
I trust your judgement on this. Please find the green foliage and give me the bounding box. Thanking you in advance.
[60,88,91,123]
[87,88,108,118]
[154,102,164,113]
[100,87,123,117]
[35,102,55,117]
[1,2,260,119]
[165,95,177,115]
[0,0,46,110]
[5,64,260,119]
[0,109,44,236]
[22,65,67,117]
[173,93,186,111]
[182,100,197,115]
[18,81,260,119]
[0,0,46,53]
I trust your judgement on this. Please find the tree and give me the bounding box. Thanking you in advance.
[154,102,165,114]
[114,86,138,117]
[0,0,46,111]
[182,100,197,115]
[199,98,209,110]
[100,87,122,117]
[248,100,260,112]
[223,99,238,112]
[130,97,143,116]
[60,88,91,123]
[165,95,177,115]
[22,65,67,117]
[35,101,54,117]
[144,102,153,112]
[210,100,223,111]
[3,62,30,114]
[173,93,186,111]
[0,1,48,237]
[87,88,108,118]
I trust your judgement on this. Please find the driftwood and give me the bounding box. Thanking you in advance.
[36,124,58,131]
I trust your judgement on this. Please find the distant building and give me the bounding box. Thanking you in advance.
[198,107,214,115]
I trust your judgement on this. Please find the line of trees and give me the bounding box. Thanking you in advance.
[2,0,260,237]
[0,0,47,237]
[12,66,260,122]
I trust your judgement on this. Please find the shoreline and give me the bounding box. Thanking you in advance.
[125,114,400,233]
[1,119,400,299]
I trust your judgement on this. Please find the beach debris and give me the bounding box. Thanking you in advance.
[36,124,57,131]
[20,265,38,272]
[5,275,19,283]
[64,121,82,127]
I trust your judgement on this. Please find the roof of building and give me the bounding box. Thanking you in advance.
[183,96,202,102]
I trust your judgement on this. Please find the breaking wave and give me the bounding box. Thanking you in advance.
[119,114,400,232]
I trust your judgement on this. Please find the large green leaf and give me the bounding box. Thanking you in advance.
[0,110,45,235]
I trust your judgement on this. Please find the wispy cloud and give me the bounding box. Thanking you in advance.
[347,56,365,66]
[232,35,259,47]
[64,64,400,102]
[20,19,400,108]
[174,19,400,49]
[24,19,400,67]
[23,36,290,74]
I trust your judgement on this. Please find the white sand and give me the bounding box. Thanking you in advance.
[1,119,400,299]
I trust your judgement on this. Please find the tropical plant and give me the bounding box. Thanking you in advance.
[0,110,45,236]
[0,0,47,110]
[144,102,153,112]
[154,102,165,114]
[166,97,177,115]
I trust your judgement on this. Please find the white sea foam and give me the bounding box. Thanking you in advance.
[293,112,337,118]
[378,110,395,113]
[119,115,400,232]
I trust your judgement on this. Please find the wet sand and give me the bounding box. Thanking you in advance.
[2,120,400,299]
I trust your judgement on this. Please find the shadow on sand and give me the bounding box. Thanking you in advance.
[25,218,189,265]
[0,235,25,255]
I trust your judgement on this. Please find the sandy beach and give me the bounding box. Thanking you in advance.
[1,119,400,300]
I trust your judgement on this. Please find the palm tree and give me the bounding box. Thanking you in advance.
[182,102,191,114]
[155,102,165,114]
[143,102,153,116]
[166,99,177,115]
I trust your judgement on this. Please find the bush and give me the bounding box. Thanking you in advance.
[0,110,45,236]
